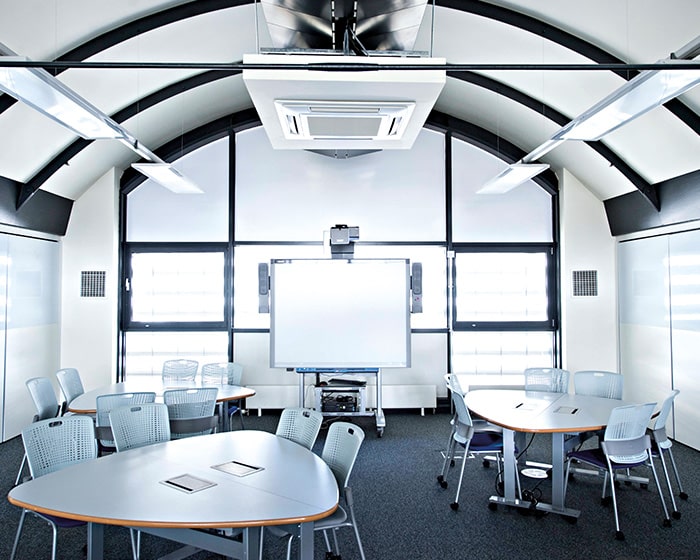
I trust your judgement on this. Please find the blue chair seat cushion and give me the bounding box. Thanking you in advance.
[468,431,504,452]
[35,511,86,529]
[568,447,647,470]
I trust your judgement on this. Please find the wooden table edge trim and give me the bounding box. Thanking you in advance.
[7,496,338,529]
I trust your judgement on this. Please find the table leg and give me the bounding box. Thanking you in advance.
[87,523,104,560]
[243,527,261,560]
[297,521,314,560]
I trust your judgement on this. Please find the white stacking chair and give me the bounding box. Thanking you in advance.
[95,392,156,452]
[164,387,218,439]
[275,407,323,450]
[109,402,171,559]
[10,416,98,560]
[650,389,687,520]
[16,377,62,485]
[524,367,570,393]
[439,389,521,511]
[161,359,199,383]
[565,403,671,540]
[574,370,623,399]
[201,362,245,430]
[55,368,85,415]
[285,422,366,560]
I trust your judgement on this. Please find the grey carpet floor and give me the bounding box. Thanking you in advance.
[1,410,698,560]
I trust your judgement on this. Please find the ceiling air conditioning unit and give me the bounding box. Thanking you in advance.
[275,100,415,141]
[243,54,445,150]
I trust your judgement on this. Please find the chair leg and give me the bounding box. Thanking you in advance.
[10,509,27,560]
[348,504,366,560]
[604,468,624,540]
[646,453,672,528]
[656,450,680,519]
[15,453,27,486]
[130,528,140,560]
[50,521,59,560]
[438,435,456,487]
[666,448,688,499]
[450,444,469,510]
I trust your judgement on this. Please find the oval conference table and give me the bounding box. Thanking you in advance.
[68,377,256,431]
[8,430,338,560]
[464,389,634,521]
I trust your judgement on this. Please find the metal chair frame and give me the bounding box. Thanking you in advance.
[55,368,85,415]
[201,362,245,430]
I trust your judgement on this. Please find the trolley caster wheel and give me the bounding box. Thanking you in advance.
[672,511,681,520]
[376,428,384,438]
[564,515,578,525]
[450,502,459,511]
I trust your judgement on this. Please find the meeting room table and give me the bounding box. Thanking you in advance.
[8,430,338,560]
[464,388,634,521]
[68,376,256,431]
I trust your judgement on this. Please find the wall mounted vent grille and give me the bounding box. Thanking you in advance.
[80,270,106,298]
[572,270,598,297]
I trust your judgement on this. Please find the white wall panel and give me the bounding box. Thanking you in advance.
[2,235,61,441]
[235,127,446,242]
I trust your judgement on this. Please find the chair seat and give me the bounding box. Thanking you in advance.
[569,447,647,471]
[467,431,504,453]
[313,505,349,530]
[37,511,86,529]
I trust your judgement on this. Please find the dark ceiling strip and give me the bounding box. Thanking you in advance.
[5,60,700,71]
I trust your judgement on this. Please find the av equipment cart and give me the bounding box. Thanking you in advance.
[296,368,385,437]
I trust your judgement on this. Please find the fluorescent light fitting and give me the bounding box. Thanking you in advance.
[477,163,550,195]
[0,56,127,140]
[131,163,204,194]
[553,60,700,141]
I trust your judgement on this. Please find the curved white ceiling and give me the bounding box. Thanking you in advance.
[0,0,698,206]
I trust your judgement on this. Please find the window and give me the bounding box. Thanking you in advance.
[124,246,228,329]
[453,246,556,331]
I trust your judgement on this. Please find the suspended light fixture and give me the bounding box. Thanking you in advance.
[131,163,203,194]
[552,60,700,141]
[477,163,550,195]
[0,56,127,140]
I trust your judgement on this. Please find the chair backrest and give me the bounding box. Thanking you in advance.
[201,362,243,385]
[446,373,464,396]
[524,367,570,393]
[164,387,218,438]
[450,390,476,444]
[275,408,323,450]
[651,389,679,431]
[22,415,97,479]
[574,370,623,399]
[321,421,365,491]
[95,392,157,446]
[25,377,61,421]
[161,359,199,383]
[602,402,656,464]
[110,403,171,452]
[55,368,85,408]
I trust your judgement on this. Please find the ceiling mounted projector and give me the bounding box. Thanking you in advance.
[243,54,445,150]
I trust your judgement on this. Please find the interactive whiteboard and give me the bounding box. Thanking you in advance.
[270,258,411,368]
